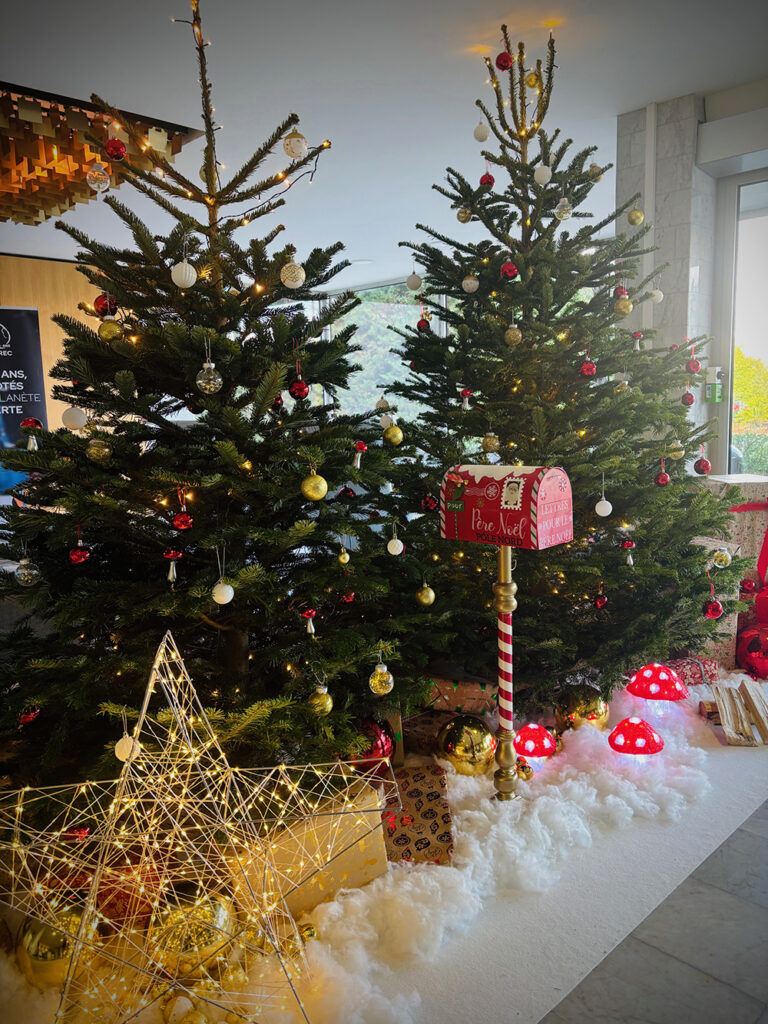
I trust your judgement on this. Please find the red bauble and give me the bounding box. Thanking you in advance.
[421,493,439,512]
[18,707,40,725]
[20,417,43,430]
[351,718,395,770]
[69,543,91,565]
[163,548,183,560]
[94,293,118,317]
[417,317,430,332]
[740,578,758,595]
[736,624,768,679]
[172,511,194,530]
[105,137,127,162]
[681,391,695,407]
[271,393,284,410]
[593,593,608,609]
[341,592,355,603]
[409,360,416,370]
[289,378,310,400]
[614,286,628,298]
[693,457,711,476]
[479,172,495,187]
[687,358,701,374]
[579,359,597,378]
[500,261,519,280]
[337,485,356,499]
[703,599,724,620]
[495,51,513,70]
[655,471,671,486]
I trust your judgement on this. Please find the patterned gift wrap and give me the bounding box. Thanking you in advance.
[382,765,454,865]
[403,709,457,756]
[667,657,719,687]
[425,676,497,715]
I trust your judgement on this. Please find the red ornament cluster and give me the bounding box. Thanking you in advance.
[421,493,439,513]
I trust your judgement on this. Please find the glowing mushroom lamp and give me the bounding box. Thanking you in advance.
[608,717,664,765]
[626,662,689,718]
[513,723,557,770]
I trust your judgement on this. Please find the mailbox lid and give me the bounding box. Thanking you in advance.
[439,464,573,550]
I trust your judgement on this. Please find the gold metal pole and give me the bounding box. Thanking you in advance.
[492,546,520,800]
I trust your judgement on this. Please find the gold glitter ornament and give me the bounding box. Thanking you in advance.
[614,297,633,317]
[456,207,472,223]
[553,684,609,733]
[481,431,500,454]
[280,261,306,289]
[368,659,394,696]
[712,547,732,568]
[307,684,333,716]
[504,324,522,346]
[627,206,645,226]
[148,895,236,977]
[301,470,328,501]
[86,437,112,464]
[525,70,540,89]
[436,714,496,776]
[668,439,685,461]
[338,546,350,565]
[383,424,403,446]
[98,317,123,343]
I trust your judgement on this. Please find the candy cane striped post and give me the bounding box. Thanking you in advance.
[492,545,520,800]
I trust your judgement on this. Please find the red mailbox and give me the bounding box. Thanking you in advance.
[439,465,573,550]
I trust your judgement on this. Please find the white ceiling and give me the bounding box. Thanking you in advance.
[2,0,767,288]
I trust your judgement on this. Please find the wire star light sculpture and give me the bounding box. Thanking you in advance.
[0,632,399,1024]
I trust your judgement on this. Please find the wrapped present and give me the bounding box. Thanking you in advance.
[667,656,719,687]
[425,676,497,714]
[382,764,454,865]
[403,709,457,756]
[384,707,405,767]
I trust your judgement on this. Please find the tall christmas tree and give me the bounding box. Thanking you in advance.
[0,0,426,784]
[384,28,743,710]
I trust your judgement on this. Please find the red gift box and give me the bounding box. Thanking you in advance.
[667,657,719,687]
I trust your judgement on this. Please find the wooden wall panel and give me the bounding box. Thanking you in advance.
[0,254,98,430]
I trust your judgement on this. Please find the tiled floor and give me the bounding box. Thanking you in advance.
[539,800,768,1024]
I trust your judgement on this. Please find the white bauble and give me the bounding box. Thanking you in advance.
[379,413,394,429]
[406,272,423,291]
[283,129,308,160]
[386,537,405,556]
[533,164,552,186]
[115,734,140,763]
[280,262,306,289]
[461,274,480,294]
[62,407,87,431]
[649,289,664,304]
[375,396,390,411]
[212,580,235,605]
[595,497,613,517]
[86,162,110,193]
[171,260,197,289]
[473,122,490,142]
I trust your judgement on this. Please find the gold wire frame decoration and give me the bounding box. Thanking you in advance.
[0,631,399,1024]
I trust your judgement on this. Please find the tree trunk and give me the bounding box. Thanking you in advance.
[224,628,250,679]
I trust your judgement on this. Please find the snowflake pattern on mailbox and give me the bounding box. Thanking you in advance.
[439,465,573,549]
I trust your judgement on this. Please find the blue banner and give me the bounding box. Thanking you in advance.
[0,307,48,494]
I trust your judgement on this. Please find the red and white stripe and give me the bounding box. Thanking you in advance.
[497,611,514,730]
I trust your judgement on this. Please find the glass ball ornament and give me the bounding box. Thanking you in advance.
[479,171,495,188]
[301,471,328,501]
[172,511,194,530]
[114,733,140,762]
[86,438,112,464]
[196,361,223,394]
[351,718,395,769]
[69,542,91,565]
[62,406,88,430]
[614,297,633,317]
[504,324,522,346]
[14,558,41,587]
[416,583,435,606]
[16,911,88,989]
[627,206,645,226]
[713,547,732,569]
[594,592,609,609]
[495,51,513,71]
[579,359,597,378]
[614,377,630,394]
[212,579,235,605]
[104,137,127,162]
[86,161,110,193]
[386,536,405,556]
[473,122,490,142]
[553,684,609,733]
[462,274,480,293]
[98,317,123,343]
[171,260,197,289]
[383,424,403,446]
[369,660,394,696]
[649,288,664,304]
[668,439,685,461]
[554,197,572,221]
[588,162,603,181]
[703,598,724,620]
[289,377,310,400]
[338,546,350,565]
[500,261,519,280]
[283,128,308,160]
[94,293,118,317]
[280,261,306,289]
[308,685,333,717]
[406,272,422,291]
[533,163,552,186]
[655,470,671,487]
[681,390,695,407]
[694,456,711,475]
[436,714,497,776]
[687,357,702,374]
[481,431,500,454]
[456,207,472,224]
[595,496,613,517]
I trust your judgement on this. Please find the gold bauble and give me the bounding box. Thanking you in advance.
[299,923,317,942]
[338,547,350,565]
[516,758,534,781]
[504,325,522,347]
[613,297,633,317]
[416,584,435,606]
[627,206,645,226]
[86,437,112,464]
[456,207,472,224]
[436,714,497,776]
[553,684,609,733]
[301,471,328,501]
[368,661,395,696]
[668,439,685,461]
[98,317,123,343]
[383,425,403,446]
[614,379,630,393]
[279,261,306,289]
[588,162,603,182]
[307,685,333,716]
[481,431,500,454]
[16,911,87,989]
[713,547,732,568]
[525,70,540,89]
[148,895,235,977]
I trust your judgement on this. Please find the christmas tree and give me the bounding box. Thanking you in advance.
[0,0,427,784]
[384,28,744,711]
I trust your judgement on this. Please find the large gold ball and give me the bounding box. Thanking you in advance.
[86,437,112,464]
[383,425,403,446]
[504,325,522,347]
[627,207,645,226]
[301,472,328,501]
[98,318,123,343]
[525,70,540,89]
[338,548,350,565]
[307,686,333,716]
[553,684,609,733]
[416,584,435,606]
[614,297,633,317]
[481,431,500,454]
[148,895,235,977]
[588,162,603,182]
[668,439,685,461]
[456,207,472,224]
[437,714,497,776]
[16,911,88,989]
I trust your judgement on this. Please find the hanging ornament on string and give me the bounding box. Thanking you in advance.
[289,341,310,399]
[416,302,432,331]
[406,268,422,291]
[307,683,333,717]
[534,163,552,186]
[554,197,572,221]
[386,526,405,556]
[416,580,436,606]
[504,323,522,346]
[668,439,685,461]
[500,260,520,280]
[94,293,118,318]
[614,370,630,393]
[456,207,472,223]
[703,571,723,619]
[369,646,395,695]
[593,581,608,610]
[632,331,643,352]
[479,162,495,189]
[280,259,306,289]
[69,526,91,565]
[86,437,112,464]
[340,591,355,603]
[712,546,732,568]
[595,473,613,517]
[283,127,308,160]
[104,137,126,162]
[86,161,110,193]
[578,349,597,378]
[14,545,40,587]
[163,547,182,584]
[212,545,234,605]
[495,49,513,70]
[473,121,490,142]
[172,485,194,530]
[649,284,664,304]
[62,406,88,431]
[655,457,671,487]
[301,468,328,501]
[694,446,711,476]
[196,336,223,394]
[352,440,367,469]
[614,292,633,317]
[98,316,123,343]
[614,285,628,299]
[171,235,198,289]
[337,484,356,500]
[681,383,695,407]
[382,418,403,446]
[462,272,480,293]
[302,608,317,635]
[686,340,701,374]
[460,387,474,411]
[622,539,636,567]
[481,431,500,454]
[20,417,42,452]
[627,205,645,226]
[338,542,350,565]
[115,712,140,763]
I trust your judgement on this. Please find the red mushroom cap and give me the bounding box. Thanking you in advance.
[608,717,664,754]
[626,662,689,701]
[354,440,368,452]
[513,723,557,758]
[301,608,316,619]
[460,388,474,398]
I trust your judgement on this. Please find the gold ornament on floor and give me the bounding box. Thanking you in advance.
[338,545,350,565]
[553,683,609,733]
[481,431,500,454]
[668,439,685,461]
[627,206,645,226]
[456,207,472,223]
[614,296,633,317]
[301,470,327,501]
[148,894,236,976]
[416,582,435,606]
[98,317,123,343]
[383,424,403,446]
[504,324,522,346]
[307,684,333,716]
[436,714,497,776]
[516,758,534,781]
[588,162,603,181]
[713,547,732,568]
[368,653,394,696]
[16,912,87,989]
[86,437,112,464]
[299,923,317,942]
